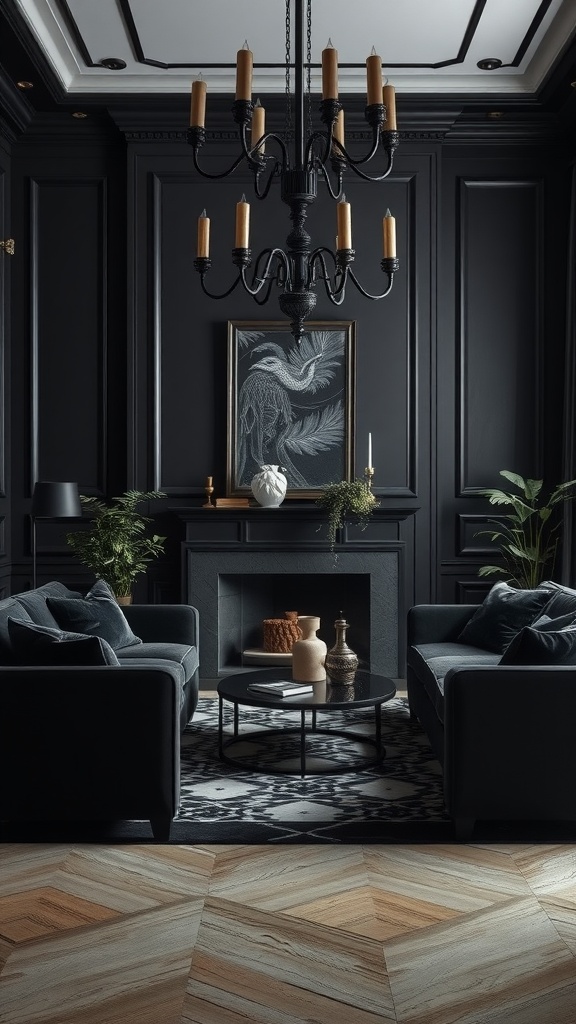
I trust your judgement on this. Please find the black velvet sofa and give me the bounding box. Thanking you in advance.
[407,581,576,839]
[0,582,200,840]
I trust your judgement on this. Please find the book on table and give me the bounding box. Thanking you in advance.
[247,680,314,697]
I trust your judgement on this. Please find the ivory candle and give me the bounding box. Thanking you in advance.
[322,39,338,99]
[190,75,207,127]
[383,83,397,130]
[205,476,213,487]
[251,99,266,153]
[235,193,250,248]
[337,194,352,250]
[197,209,210,258]
[366,47,383,106]
[235,41,253,101]
[383,208,396,258]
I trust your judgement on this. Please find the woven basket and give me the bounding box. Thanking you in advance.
[262,611,301,653]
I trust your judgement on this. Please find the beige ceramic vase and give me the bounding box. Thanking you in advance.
[291,615,327,683]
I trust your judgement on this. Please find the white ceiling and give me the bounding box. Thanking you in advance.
[11,0,576,98]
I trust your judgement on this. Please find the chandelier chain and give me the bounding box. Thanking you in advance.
[306,0,313,137]
[285,0,293,143]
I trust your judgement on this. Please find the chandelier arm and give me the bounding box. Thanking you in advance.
[191,145,247,181]
[195,269,243,300]
[304,130,333,170]
[308,248,348,302]
[347,267,395,300]
[240,248,290,297]
[241,124,289,173]
[253,159,283,200]
[316,159,345,201]
[342,148,395,183]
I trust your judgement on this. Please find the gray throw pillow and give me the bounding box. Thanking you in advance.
[457,581,554,654]
[47,580,142,651]
[7,617,120,666]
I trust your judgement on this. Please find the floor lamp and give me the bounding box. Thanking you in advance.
[31,481,82,589]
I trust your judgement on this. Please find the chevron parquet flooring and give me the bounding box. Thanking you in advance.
[1,841,575,1023]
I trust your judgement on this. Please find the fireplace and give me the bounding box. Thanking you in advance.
[179,505,417,682]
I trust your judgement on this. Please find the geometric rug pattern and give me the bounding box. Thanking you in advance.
[1,841,576,1023]
[178,696,450,842]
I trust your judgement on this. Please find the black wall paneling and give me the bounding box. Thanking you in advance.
[1,93,573,622]
[436,151,552,602]
[29,176,108,497]
[0,136,9,582]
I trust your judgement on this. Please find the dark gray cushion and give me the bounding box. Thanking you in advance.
[116,641,198,683]
[7,617,120,666]
[0,600,34,663]
[15,581,82,630]
[408,642,500,720]
[456,582,553,654]
[47,580,142,652]
[500,622,576,666]
[536,581,576,621]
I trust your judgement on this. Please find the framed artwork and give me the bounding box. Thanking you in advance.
[227,320,356,498]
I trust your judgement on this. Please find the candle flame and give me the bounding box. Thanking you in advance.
[385,208,391,217]
[200,208,207,217]
[326,37,334,48]
[240,193,247,202]
[254,97,261,107]
[370,45,377,56]
[242,39,250,50]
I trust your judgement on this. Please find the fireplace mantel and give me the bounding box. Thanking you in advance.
[177,504,419,681]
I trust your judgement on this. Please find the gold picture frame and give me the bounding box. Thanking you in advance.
[227,320,356,498]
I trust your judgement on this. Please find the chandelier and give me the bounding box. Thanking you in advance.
[189,0,400,343]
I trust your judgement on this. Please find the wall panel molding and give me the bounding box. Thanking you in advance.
[456,177,544,498]
[29,176,108,497]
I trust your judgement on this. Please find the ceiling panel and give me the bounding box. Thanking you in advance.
[9,0,576,97]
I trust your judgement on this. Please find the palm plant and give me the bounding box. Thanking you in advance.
[477,470,576,588]
[66,490,166,599]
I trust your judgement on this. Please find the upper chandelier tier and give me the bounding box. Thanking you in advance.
[189,0,400,343]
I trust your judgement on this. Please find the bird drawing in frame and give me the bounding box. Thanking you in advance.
[236,329,348,490]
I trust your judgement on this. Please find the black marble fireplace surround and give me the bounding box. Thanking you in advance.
[180,506,417,682]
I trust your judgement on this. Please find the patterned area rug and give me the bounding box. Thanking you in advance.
[175,696,452,842]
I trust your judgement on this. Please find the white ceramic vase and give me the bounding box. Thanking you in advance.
[291,615,327,683]
[250,465,287,508]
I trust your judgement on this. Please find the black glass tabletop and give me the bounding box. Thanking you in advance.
[217,668,396,710]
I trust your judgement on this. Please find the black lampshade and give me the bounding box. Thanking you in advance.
[31,481,82,519]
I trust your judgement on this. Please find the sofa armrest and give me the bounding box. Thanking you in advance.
[0,665,182,825]
[122,603,199,648]
[443,665,576,820]
[407,604,477,645]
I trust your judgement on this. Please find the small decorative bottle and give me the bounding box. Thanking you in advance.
[291,615,327,683]
[325,612,359,684]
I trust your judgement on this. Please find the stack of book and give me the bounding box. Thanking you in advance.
[215,497,250,508]
[247,680,313,697]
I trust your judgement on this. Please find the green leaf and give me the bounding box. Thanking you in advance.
[499,470,530,492]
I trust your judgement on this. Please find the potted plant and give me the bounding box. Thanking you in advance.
[316,479,379,553]
[476,469,576,588]
[66,490,166,602]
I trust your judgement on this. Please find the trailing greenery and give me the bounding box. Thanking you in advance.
[476,470,576,588]
[316,479,379,552]
[66,490,166,597]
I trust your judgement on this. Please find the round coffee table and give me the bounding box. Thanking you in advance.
[217,668,397,777]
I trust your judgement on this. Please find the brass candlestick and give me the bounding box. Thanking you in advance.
[203,477,215,508]
[364,466,375,490]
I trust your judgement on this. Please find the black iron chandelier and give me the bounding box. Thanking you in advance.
[189,0,400,343]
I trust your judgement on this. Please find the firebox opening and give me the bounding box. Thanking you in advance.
[218,573,371,672]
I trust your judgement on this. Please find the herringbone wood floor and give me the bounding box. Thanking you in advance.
[1,840,575,1023]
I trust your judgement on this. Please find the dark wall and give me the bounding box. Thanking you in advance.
[1,101,574,608]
